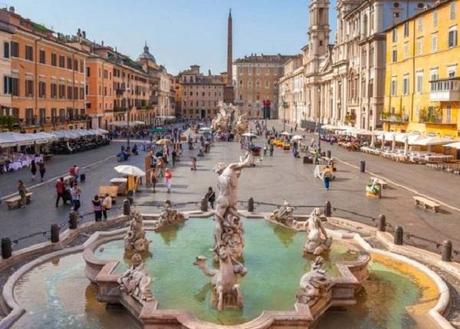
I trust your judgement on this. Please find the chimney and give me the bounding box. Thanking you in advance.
[9,6,15,13]
[77,28,81,37]
[101,40,104,46]
[208,69,211,76]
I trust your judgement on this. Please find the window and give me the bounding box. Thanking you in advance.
[39,50,45,64]
[369,47,374,67]
[25,45,33,61]
[416,71,423,93]
[368,78,374,97]
[59,84,66,98]
[403,43,409,58]
[416,38,424,55]
[403,75,409,95]
[11,77,18,96]
[67,57,72,70]
[50,83,57,98]
[448,28,458,48]
[392,49,398,62]
[391,77,397,96]
[431,34,438,52]
[430,69,439,91]
[51,53,57,66]
[417,18,423,34]
[86,67,90,77]
[67,86,73,99]
[3,42,9,58]
[25,79,33,97]
[448,66,456,78]
[433,11,438,27]
[10,42,18,57]
[39,108,46,124]
[80,60,84,73]
[404,22,409,37]
[392,29,398,42]
[38,81,46,98]
[3,76,12,94]
[450,2,457,20]
[74,60,78,71]
[59,55,65,68]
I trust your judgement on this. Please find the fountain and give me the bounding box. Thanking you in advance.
[211,102,249,141]
[0,159,457,329]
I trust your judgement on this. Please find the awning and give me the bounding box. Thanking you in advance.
[444,141,460,149]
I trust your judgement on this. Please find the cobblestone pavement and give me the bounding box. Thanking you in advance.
[0,121,459,257]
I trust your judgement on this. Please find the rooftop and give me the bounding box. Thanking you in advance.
[234,53,297,64]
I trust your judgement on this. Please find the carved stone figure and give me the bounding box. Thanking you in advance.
[296,256,331,306]
[213,152,252,260]
[304,208,332,256]
[211,102,232,133]
[194,245,247,311]
[269,200,295,227]
[155,200,186,230]
[118,253,154,304]
[124,210,150,254]
[233,113,249,142]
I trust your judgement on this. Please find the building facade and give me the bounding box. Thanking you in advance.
[177,65,225,119]
[278,55,305,124]
[384,0,460,137]
[0,7,88,132]
[280,0,436,131]
[0,21,13,125]
[234,54,294,119]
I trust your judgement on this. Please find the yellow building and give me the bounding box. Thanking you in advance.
[384,0,460,138]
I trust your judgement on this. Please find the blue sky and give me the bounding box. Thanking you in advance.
[8,0,337,74]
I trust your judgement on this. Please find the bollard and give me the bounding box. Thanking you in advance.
[324,201,331,217]
[50,224,60,243]
[394,226,404,245]
[360,160,366,173]
[200,198,208,212]
[68,211,78,229]
[248,197,255,212]
[378,214,386,232]
[123,199,131,216]
[326,150,331,159]
[442,240,453,262]
[1,238,12,259]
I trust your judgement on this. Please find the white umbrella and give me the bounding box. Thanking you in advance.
[199,127,212,132]
[444,141,460,149]
[114,165,145,177]
[242,132,257,138]
[280,131,291,136]
[291,135,303,141]
[412,136,453,146]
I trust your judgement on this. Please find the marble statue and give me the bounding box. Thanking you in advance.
[124,210,150,254]
[304,208,332,256]
[212,102,232,133]
[211,102,247,138]
[233,112,249,142]
[155,200,186,230]
[118,253,154,304]
[296,256,331,306]
[194,245,247,311]
[269,200,295,227]
[213,152,252,260]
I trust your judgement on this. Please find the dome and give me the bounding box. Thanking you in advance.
[138,43,156,63]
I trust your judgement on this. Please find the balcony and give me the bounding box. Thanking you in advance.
[114,107,128,112]
[430,77,460,102]
[380,112,409,123]
[419,111,456,125]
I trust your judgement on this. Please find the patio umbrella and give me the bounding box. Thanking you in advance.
[156,138,172,145]
[114,165,145,177]
[444,141,460,149]
[242,132,257,138]
[280,131,291,136]
[291,135,303,141]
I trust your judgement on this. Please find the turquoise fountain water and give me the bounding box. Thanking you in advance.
[12,218,421,328]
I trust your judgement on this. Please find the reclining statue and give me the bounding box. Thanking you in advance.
[269,200,295,227]
[118,253,154,304]
[304,208,332,256]
[296,256,331,307]
[124,210,150,254]
[155,200,186,230]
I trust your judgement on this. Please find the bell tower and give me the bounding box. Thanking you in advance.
[308,0,330,57]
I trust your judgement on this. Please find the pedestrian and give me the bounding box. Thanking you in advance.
[205,187,216,209]
[55,177,65,207]
[18,180,27,208]
[191,156,197,171]
[30,160,37,181]
[92,195,102,222]
[164,168,172,193]
[71,183,82,212]
[38,161,46,182]
[102,193,112,220]
[323,174,331,191]
[269,142,274,156]
[69,165,79,183]
[172,149,177,167]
